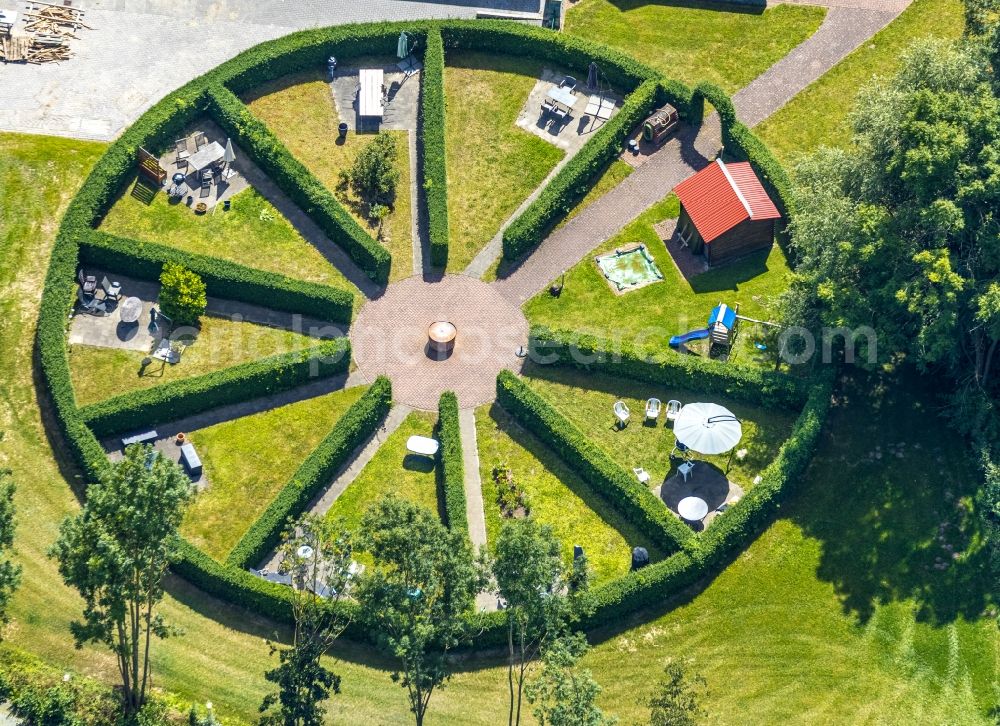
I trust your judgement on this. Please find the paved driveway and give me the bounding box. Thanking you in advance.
[0,0,538,141]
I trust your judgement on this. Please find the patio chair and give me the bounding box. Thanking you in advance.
[541,98,557,116]
[552,106,569,123]
[666,399,682,422]
[200,170,212,198]
[560,75,578,92]
[76,288,107,315]
[670,439,692,461]
[193,132,207,150]
[613,400,630,429]
[174,138,190,168]
[645,398,661,422]
[633,467,651,484]
[678,460,695,483]
[77,269,97,296]
[101,276,121,301]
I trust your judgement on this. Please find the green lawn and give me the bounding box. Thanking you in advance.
[444,52,565,272]
[565,0,826,93]
[5,8,1000,716]
[476,403,665,585]
[244,69,414,281]
[68,316,320,405]
[181,386,368,561]
[524,195,792,359]
[755,0,965,163]
[326,410,441,538]
[100,181,361,304]
[582,368,998,724]
[522,366,797,491]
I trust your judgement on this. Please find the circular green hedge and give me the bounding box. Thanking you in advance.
[39,19,815,646]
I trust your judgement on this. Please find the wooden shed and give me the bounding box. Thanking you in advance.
[673,159,781,267]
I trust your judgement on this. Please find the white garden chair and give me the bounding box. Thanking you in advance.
[666,399,682,422]
[645,398,661,422]
[613,401,630,428]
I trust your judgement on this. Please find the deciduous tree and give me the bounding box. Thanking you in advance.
[50,445,191,717]
[525,633,615,726]
[646,661,706,726]
[355,495,485,726]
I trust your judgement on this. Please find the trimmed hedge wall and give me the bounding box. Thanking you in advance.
[422,27,450,268]
[226,377,392,569]
[38,19,810,642]
[529,326,807,410]
[80,339,350,437]
[82,231,353,324]
[497,370,692,553]
[502,79,662,262]
[436,391,468,536]
[689,81,736,129]
[205,84,391,284]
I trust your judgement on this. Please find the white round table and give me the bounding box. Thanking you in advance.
[118,296,143,324]
[677,496,709,521]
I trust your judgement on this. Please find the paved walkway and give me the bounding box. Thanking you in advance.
[491,1,910,302]
[350,276,528,410]
[459,407,488,550]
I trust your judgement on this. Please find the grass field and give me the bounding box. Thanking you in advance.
[244,69,414,281]
[68,317,319,405]
[100,182,360,302]
[523,366,797,490]
[325,410,441,536]
[476,403,666,584]
[5,6,1000,718]
[180,386,368,561]
[444,52,565,272]
[565,0,825,93]
[524,195,792,359]
[755,0,965,163]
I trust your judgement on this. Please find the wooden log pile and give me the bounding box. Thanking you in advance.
[0,2,90,64]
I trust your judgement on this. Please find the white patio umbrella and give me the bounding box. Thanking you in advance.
[673,402,742,455]
[222,138,236,179]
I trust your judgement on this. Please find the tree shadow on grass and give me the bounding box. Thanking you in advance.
[607,0,764,15]
[785,368,991,626]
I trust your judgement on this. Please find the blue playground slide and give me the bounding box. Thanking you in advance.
[669,328,710,347]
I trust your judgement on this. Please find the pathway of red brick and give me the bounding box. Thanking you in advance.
[350,275,528,411]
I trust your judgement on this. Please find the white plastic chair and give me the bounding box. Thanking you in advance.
[633,467,651,484]
[678,460,695,482]
[666,400,682,422]
[645,398,661,421]
[613,401,630,428]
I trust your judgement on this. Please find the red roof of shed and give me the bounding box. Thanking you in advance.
[673,159,781,243]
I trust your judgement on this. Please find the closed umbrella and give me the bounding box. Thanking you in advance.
[397,31,410,59]
[673,402,742,455]
[587,61,599,90]
[222,138,236,179]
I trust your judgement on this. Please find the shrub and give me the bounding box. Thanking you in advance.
[351,132,400,210]
[81,231,353,324]
[226,377,393,568]
[206,84,392,284]
[421,27,449,268]
[493,463,530,519]
[80,340,351,437]
[158,262,207,326]
[502,79,662,262]
[496,370,692,553]
[436,391,468,535]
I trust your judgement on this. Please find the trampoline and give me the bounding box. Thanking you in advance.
[594,243,664,293]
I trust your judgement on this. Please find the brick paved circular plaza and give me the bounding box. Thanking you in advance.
[351,275,529,410]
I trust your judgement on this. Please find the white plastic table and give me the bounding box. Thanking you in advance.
[406,435,439,457]
[677,496,708,521]
[359,68,385,119]
[118,296,143,324]
[546,85,577,110]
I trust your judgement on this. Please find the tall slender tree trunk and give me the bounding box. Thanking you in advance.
[508,622,516,726]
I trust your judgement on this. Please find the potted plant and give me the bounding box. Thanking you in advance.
[176,432,186,445]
